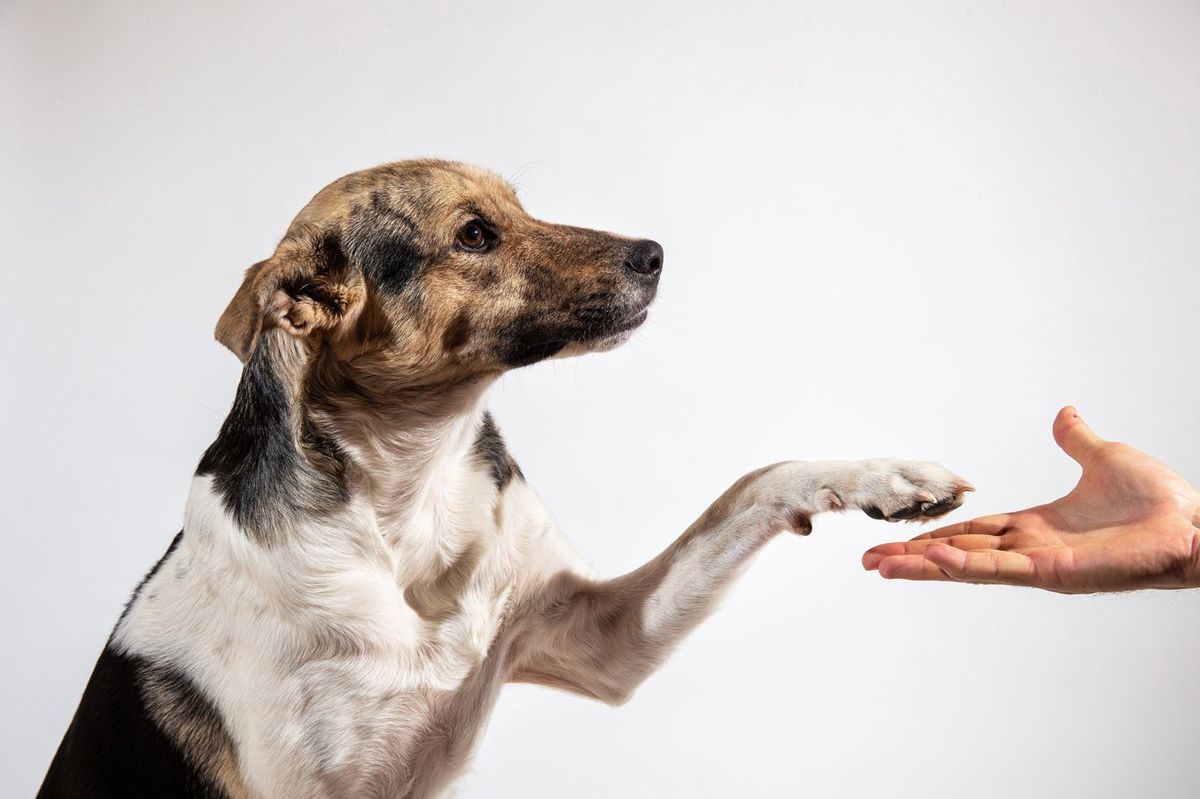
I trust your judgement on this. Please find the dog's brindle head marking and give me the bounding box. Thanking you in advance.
[216,160,662,381]
[201,161,660,542]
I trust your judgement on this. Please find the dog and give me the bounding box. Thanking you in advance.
[39,160,971,798]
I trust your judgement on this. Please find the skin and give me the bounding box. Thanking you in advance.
[862,406,1200,593]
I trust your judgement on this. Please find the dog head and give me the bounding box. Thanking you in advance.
[216,161,662,384]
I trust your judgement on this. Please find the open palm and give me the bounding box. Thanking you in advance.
[863,407,1200,593]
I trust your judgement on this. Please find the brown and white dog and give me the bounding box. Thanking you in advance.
[40,160,971,798]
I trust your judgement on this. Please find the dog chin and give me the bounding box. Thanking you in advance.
[554,319,645,359]
[584,329,636,353]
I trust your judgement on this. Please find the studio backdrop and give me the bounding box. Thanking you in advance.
[4,1,1199,796]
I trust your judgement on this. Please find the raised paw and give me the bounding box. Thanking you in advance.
[851,459,973,523]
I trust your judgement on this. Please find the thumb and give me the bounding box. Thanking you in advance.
[1052,406,1106,466]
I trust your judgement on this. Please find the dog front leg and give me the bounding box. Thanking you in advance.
[509,459,971,704]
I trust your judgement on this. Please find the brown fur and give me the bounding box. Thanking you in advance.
[403,543,482,623]
[208,159,659,548]
[217,160,652,385]
[73,160,970,799]
[139,663,252,799]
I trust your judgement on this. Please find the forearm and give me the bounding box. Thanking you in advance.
[512,458,968,701]
[510,503,781,703]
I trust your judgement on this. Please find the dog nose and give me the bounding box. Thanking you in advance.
[623,240,664,278]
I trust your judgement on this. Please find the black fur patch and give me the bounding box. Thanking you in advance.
[196,335,348,540]
[38,648,229,799]
[497,316,570,367]
[196,336,301,530]
[354,230,424,294]
[348,201,425,295]
[473,412,522,490]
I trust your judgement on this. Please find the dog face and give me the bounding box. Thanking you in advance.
[216,161,662,383]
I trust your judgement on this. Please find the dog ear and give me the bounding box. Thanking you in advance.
[215,230,364,363]
[214,260,270,362]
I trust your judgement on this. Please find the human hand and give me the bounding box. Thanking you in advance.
[862,407,1200,593]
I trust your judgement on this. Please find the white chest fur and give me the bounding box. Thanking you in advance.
[113,473,554,798]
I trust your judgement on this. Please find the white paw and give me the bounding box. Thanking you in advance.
[844,458,973,522]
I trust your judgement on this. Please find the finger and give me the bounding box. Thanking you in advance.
[862,542,907,569]
[862,535,1002,570]
[908,514,1015,541]
[924,542,1037,585]
[1052,406,1107,466]
[876,555,957,581]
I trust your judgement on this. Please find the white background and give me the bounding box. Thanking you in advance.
[4,1,1200,796]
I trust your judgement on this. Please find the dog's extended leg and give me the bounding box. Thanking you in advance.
[510,459,971,704]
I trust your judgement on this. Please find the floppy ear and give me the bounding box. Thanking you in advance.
[214,260,270,362]
[215,231,364,363]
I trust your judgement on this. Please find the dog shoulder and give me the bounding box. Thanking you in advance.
[42,646,247,799]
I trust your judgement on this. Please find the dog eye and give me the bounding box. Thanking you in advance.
[456,221,491,252]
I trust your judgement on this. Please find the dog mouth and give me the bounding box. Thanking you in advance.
[570,301,651,342]
[504,293,654,367]
[567,305,651,355]
[605,306,650,334]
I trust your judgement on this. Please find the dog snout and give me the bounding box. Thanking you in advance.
[623,240,664,280]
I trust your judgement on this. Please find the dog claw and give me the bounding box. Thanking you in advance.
[888,505,922,521]
[922,497,963,518]
[857,462,971,524]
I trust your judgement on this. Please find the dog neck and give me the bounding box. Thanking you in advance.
[198,330,498,547]
[307,353,496,547]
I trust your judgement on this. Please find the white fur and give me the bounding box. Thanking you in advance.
[114,406,966,797]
